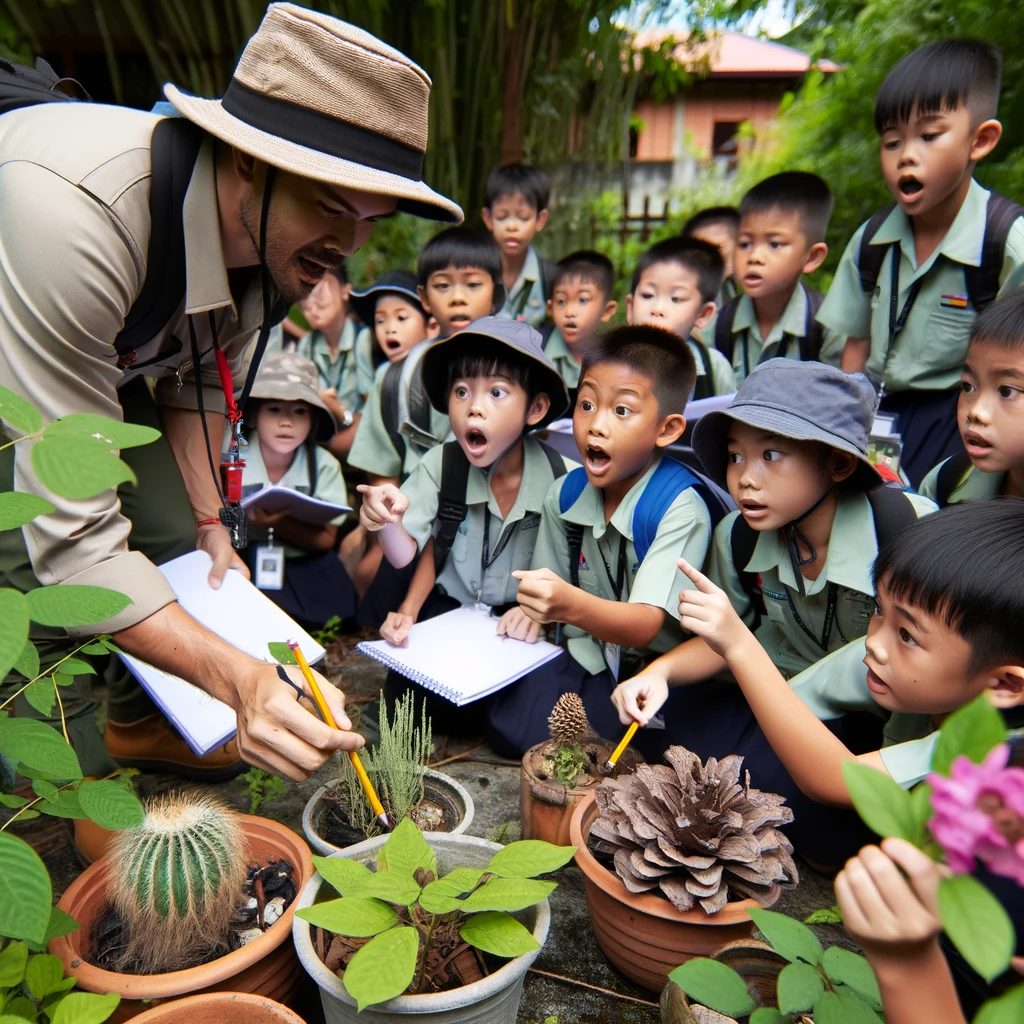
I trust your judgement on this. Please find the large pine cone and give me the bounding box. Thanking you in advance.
[547,692,591,747]
[590,746,797,915]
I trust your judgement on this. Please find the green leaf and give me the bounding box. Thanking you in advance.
[342,926,419,1011]
[812,989,883,1024]
[42,907,79,944]
[0,833,52,944]
[0,493,55,531]
[0,794,28,808]
[359,872,422,906]
[52,671,75,688]
[667,958,755,1018]
[377,817,436,879]
[0,385,42,435]
[43,414,159,450]
[748,909,823,966]
[0,720,82,779]
[803,905,843,925]
[32,779,58,800]
[932,696,1008,775]
[486,840,576,878]
[0,1005,37,1023]
[777,961,824,1013]
[98,638,122,655]
[26,585,131,628]
[459,911,539,958]
[0,590,29,682]
[419,868,486,914]
[749,1010,789,1024]
[938,874,1015,982]
[80,643,109,656]
[908,782,934,846]
[23,677,55,716]
[460,877,556,913]
[312,855,374,896]
[49,991,120,1024]
[78,780,144,830]
[58,658,96,677]
[12,639,39,681]
[267,642,296,665]
[36,788,86,820]
[25,953,64,999]
[822,947,882,1010]
[296,897,397,937]
[841,760,917,842]
[0,941,28,987]
[31,438,136,500]
[974,982,1024,1024]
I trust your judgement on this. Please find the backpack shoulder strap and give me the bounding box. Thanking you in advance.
[538,321,556,348]
[857,205,897,294]
[540,257,559,303]
[537,440,568,481]
[558,466,589,514]
[934,451,974,508]
[631,459,700,564]
[799,285,827,362]
[866,484,919,549]
[306,439,317,496]
[433,441,472,576]
[689,339,714,400]
[0,56,85,116]
[380,359,407,462]
[405,347,433,434]
[558,467,589,589]
[964,192,1024,313]
[713,297,740,361]
[730,514,764,632]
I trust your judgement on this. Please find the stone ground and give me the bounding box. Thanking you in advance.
[37,644,853,1024]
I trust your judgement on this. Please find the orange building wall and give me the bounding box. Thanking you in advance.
[633,99,676,161]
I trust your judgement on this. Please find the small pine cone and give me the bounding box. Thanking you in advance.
[547,692,590,747]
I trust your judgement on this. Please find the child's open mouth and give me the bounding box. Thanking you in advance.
[448,314,472,329]
[898,176,924,199]
[585,445,612,475]
[740,499,769,521]
[963,430,993,455]
[384,338,403,353]
[465,428,488,456]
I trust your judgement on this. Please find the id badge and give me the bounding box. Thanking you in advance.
[602,641,621,681]
[254,545,285,590]
[867,434,903,476]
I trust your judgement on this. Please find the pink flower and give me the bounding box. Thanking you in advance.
[928,744,1024,885]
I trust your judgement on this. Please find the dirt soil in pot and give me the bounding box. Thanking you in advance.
[315,784,459,848]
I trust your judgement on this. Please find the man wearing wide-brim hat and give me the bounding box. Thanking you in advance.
[0,3,462,787]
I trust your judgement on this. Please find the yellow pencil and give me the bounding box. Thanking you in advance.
[605,721,640,772]
[288,641,390,829]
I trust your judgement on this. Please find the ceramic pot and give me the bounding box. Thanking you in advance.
[293,832,550,1023]
[51,815,314,1022]
[302,768,473,857]
[569,792,757,992]
[130,991,307,1024]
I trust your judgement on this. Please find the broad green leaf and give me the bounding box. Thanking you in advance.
[43,414,159,450]
[32,779,58,799]
[0,385,42,435]
[486,840,576,878]
[748,909,823,966]
[52,672,75,688]
[42,907,80,944]
[0,1004,38,1022]
[908,782,934,846]
[23,677,55,716]
[267,642,296,665]
[58,658,96,677]
[36,789,86,820]
[419,868,485,914]
[14,762,60,782]
[98,638,122,654]
[377,817,436,879]
[12,639,39,681]
[26,585,131,628]
[49,991,120,1024]
[938,874,1014,982]
[0,941,28,987]
[360,871,422,906]
[822,947,882,1009]
[777,961,824,1013]
[0,833,52,944]
[804,905,843,925]
[0,720,82,779]
[461,877,555,913]
[0,590,29,681]
[342,926,419,1011]
[460,911,539,957]
[25,953,64,999]
[80,642,109,655]
[0,493,55,531]
[974,982,1024,1024]
[668,958,755,1018]
[313,855,374,896]
[31,438,135,500]
[812,989,883,1024]
[296,896,397,937]
[0,794,28,808]
[78,780,144,830]
[750,1011,789,1024]
[932,696,1008,775]
[841,760,917,842]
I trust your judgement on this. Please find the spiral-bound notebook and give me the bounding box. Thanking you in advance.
[356,606,562,705]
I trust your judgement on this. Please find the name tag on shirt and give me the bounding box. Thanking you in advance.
[254,546,285,590]
[603,641,621,681]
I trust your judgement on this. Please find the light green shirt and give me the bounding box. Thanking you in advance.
[292,319,367,416]
[707,489,936,679]
[400,437,577,608]
[353,326,377,400]
[817,179,1024,392]
[498,246,547,328]
[347,342,451,481]
[920,457,1003,506]
[544,327,583,389]
[531,458,713,676]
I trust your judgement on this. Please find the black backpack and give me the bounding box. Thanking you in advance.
[379,350,435,465]
[856,193,1024,314]
[689,338,716,401]
[932,451,974,508]
[714,283,826,367]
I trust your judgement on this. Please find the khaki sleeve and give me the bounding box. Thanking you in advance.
[398,448,443,550]
[348,365,403,478]
[0,162,176,632]
[816,223,872,340]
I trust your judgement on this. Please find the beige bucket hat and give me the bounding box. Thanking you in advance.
[164,3,462,224]
[249,351,337,441]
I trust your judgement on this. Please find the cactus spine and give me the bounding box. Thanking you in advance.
[109,790,246,973]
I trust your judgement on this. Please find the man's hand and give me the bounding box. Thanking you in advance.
[676,558,751,659]
[512,568,576,624]
[612,672,668,727]
[319,387,346,422]
[496,606,541,643]
[197,521,249,590]
[357,483,409,532]
[246,506,290,529]
[380,611,415,647]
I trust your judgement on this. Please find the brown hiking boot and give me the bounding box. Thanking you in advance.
[104,714,246,782]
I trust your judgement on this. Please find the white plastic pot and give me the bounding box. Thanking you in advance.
[293,832,549,1023]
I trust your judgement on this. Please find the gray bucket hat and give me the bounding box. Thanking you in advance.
[349,269,424,327]
[691,358,882,490]
[248,351,337,441]
[419,316,570,430]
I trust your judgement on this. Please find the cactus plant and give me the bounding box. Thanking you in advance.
[108,790,246,973]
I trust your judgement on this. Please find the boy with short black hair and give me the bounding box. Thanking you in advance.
[705,171,840,386]
[482,163,556,327]
[682,205,741,306]
[818,39,1024,487]
[627,236,736,399]
[544,249,618,388]
[921,286,1024,506]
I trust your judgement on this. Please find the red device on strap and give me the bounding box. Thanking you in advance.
[214,345,246,504]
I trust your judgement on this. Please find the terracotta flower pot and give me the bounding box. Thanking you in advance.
[569,792,757,993]
[131,991,307,1024]
[51,815,314,1023]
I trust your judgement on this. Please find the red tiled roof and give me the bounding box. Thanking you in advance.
[636,30,838,77]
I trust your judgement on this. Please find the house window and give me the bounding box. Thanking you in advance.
[628,124,639,159]
[712,121,742,156]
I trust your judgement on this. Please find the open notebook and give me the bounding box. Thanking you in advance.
[240,485,350,525]
[357,605,562,705]
[119,551,326,756]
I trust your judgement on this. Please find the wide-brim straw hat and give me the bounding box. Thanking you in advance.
[165,3,462,224]
[249,351,337,441]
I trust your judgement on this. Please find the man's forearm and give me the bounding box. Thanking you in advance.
[565,591,665,648]
[162,406,227,520]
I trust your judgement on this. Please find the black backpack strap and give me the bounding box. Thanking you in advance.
[537,440,567,480]
[934,451,974,507]
[433,441,471,576]
[380,359,407,463]
[713,298,740,362]
[964,193,1024,313]
[856,205,897,295]
[538,321,556,348]
[540,257,559,304]
[407,358,433,436]
[306,439,318,496]
[799,285,826,362]
[566,522,585,589]
[689,339,715,400]
[730,515,764,632]
[866,485,919,549]
[0,56,87,115]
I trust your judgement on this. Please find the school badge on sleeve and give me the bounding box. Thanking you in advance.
[940,293,969,310]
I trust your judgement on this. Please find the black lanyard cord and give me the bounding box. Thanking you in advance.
[888,243,924,347]
[784,580,840,652]
[599,535,628,602]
